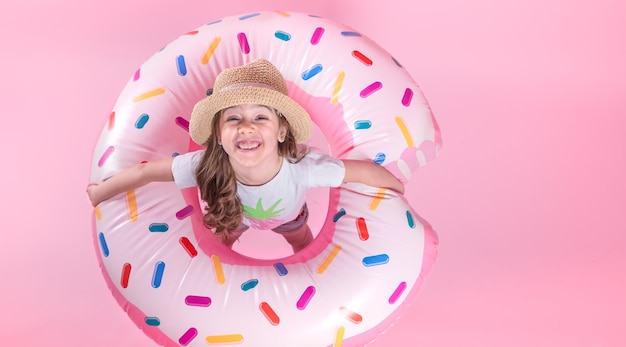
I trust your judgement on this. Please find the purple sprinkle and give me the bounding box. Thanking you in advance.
[133,68,140,81]
[296,286,316,310]
[237,32,250,54]
[178,327,198,346]
[360,81,382,98]
[176,205,194,219]
[239,12,260,20]
[97,146,115,167]
[402,88,414,107]
[310,27,324,45]
[175,117,189,131]
[389,282,407,304]
[185,295,211,307]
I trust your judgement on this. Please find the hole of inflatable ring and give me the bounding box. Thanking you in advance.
[196,122,332,260]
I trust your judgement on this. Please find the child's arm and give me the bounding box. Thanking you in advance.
[87,158,175,206]
[341,159,405,194]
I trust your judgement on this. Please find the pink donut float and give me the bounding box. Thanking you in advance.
[89,11,441,347]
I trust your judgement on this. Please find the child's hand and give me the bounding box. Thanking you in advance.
[86,184,100,207]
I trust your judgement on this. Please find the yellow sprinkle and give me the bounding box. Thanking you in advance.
[333,326,345,347]
[132,88,165,102]
[331,72,345,105]
[395,116,414,147]
[126,190,138,222]
[206,334,244,344]
[202,37,221,65]
[94,206,102,220]
[211,255,225,284]
[369,188,386,210]
[274,10,290,17]
[316,245,342,274]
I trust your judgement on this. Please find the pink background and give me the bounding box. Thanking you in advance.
[1,0,625,346]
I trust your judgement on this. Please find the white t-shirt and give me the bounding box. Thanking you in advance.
[171,148,345,229]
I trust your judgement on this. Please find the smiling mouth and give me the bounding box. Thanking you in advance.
[236,141,261,150]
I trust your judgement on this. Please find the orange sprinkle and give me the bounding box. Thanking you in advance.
[331,72,345,105]
[316,245,342,274]
[94,206,102,220]
[202,37,221,65]
[107,111,115,131]
[211,255,225,284]
[126,190,138,222]
[205,334,243,344]
[369,188,386,210]
[132,88,165,102]
[274,10,290,16]
[339,306,363,324]
[395,116,414,147]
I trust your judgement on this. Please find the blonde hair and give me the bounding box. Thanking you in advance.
[195,109,308,237]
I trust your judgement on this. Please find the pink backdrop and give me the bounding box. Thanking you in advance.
[1,0,625,346]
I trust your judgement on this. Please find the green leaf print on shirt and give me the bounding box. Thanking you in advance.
[243,199,285,220]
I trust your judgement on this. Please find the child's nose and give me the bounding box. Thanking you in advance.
[238,119,255,133]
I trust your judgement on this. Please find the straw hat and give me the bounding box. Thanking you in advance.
[189,59,313,145]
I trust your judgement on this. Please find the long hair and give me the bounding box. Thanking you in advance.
[195,109,308,238]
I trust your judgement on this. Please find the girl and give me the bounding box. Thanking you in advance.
[87,59,404,253]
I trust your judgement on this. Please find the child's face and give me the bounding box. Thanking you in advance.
[218,104,287,174]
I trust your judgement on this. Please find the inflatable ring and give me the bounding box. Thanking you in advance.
[90,11,441,347]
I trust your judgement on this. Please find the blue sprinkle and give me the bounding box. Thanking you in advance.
[302,64,323,80]
[274,30,291,41]
[373,153,386,165]
[152,261,165,288]
[135,114,149,129]
[341,31,362,37]
[98,232,109,257]
[176,55,187,76]
[241,279,259,291]
[239,12,260,20]
[207,19,222,25]
[145,317,160,326]
[406,211,416,228]
[354,120,372,130]
[273,262,288,276]
[149,223,169,232]
[333,208,346,222]
[363,254,390,267]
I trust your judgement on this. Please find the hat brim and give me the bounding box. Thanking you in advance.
[190,86,312,146]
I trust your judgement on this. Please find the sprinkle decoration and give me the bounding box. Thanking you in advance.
[352,50,372,66]
[296,286,316,310]
[126,190,138,222]
[201,38,221,65]
[237,33,250,54]
[259,302,280,325]
[316,245,342,274]
[179,328,198,346]
[185,295,212,307]
[97,146,114,167]
[132,88,165,102]
[241,279,259,291]
[179,237,198,257]
[310,27,324,45]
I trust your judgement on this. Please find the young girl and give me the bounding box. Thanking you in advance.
[87,59,404,253]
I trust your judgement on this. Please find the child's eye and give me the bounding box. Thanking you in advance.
[256,115,269,120]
